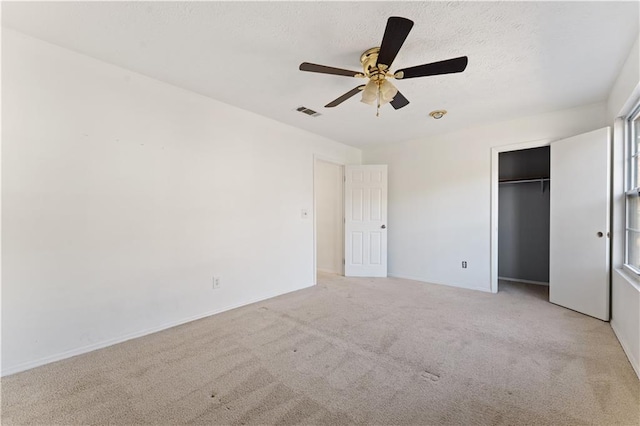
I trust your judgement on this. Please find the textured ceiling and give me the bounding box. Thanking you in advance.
[2,1,639,147]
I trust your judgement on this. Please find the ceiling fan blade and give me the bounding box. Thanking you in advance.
[376,17,414,69]
[395,56,468,80]
[325,85,365,108]
[390,91,409,110]
[299,62,362,77]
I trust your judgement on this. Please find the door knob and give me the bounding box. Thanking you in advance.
[381,224,386,229]
[597,232,603,238]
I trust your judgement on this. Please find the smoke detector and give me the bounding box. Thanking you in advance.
[429,110,447,119]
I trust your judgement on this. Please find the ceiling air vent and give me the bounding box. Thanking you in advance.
[295,106,321,117]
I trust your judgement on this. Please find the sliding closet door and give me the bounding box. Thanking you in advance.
[549,127,610,321]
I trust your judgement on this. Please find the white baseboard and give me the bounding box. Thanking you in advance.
[611,320,640,380]
[498,276,549,286]
[1,283,314,377]
[387,273,492,293]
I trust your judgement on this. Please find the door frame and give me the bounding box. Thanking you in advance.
[312,154,345,285]
[490,138,552,293]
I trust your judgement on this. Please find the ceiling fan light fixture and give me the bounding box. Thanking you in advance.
[379,80,398,105]
[361,80,379,105]
[361,79,398,109]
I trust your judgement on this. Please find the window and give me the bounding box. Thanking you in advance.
[625,104,640,272]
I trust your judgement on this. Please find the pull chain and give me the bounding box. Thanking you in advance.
[376,81,381,117]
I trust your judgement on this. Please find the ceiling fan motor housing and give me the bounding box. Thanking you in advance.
[360,47,387,81]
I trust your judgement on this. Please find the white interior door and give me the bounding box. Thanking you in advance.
[345,165,387,277]
[550,127,610,320]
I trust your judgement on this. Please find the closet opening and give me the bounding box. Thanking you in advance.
[498,146,550,297]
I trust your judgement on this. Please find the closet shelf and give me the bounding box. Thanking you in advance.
[499,177,550,185]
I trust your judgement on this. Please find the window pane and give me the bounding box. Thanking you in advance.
[629,194,640,230]
[628,230,640,270]
[635,117,640,156]
[637,155,640,188]
[632,155,640,189]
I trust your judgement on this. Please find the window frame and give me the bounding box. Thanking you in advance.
[624,102,640,275]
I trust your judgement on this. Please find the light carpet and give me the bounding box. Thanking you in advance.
[2,274,638,425]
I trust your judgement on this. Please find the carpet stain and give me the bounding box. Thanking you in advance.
[421,370,440,382]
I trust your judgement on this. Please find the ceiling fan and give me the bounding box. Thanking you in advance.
[299,16,468,116]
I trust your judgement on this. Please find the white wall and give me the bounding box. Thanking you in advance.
[608,36,640,122]
[363,102,606,292]
[611,271,640,378]
[1,29,361,376]
[314,160,343,274]
[608,33,640,379]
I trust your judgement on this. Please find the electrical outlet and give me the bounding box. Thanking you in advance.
[213,276,220,289]
[462,261,468,269]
